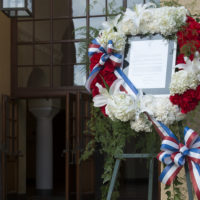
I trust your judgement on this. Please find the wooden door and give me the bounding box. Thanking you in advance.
[65,92,94,200]
[1,95,19,199]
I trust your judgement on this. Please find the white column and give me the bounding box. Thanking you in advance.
[29,107,59,191]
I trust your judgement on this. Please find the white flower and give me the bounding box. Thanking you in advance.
[105,92,136,122]
[98,29,126,52]
[151,97,185,125]
[130,113,152,132]
[137,94,155,116]
[170,70,199,95]
[170,55,200,94]
[118,4,188,36]
[102,14,121,31]
[176,52,200,74]
[117,19,138,35]
[117,3,156,35]
[93,79,136,122]
[135,93,185,125]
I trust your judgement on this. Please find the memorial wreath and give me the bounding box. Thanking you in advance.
[83,2,200,200]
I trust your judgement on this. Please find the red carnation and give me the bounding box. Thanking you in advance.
[195,85,200,101]
[100,106,107,116]
[176,54,185,65]
[170,94,181,105]
[89,53,118,116]
[170,89,199,114]
[179,89,198,113]
[89,53,117,96]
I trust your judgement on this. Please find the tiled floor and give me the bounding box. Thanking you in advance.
[119,182,148,200]
[8,180,156,200]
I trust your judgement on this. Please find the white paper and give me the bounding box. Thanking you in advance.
[127,39,169,89]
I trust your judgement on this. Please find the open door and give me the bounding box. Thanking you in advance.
[66,92,94,200]
[1,95,19,200]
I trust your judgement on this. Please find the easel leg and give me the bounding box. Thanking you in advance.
[106,159,121,200]
[185,164,193,200]
[148,158,154,200]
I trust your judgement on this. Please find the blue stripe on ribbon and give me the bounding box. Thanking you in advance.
[101,54,109,63]
[115,68,139,95]
[92,38,99,45]
[190,148,200,154]
[88,51,96,57]
[161,144,178,152]
[162,153,171,164]
[193,137,200,145]
[182,149,190,156]
[178,156,185,166]
[88,66,101,78]
[184,126,190,137]
[158,121,179,142]
[108,40,113,45]
[99,46,106,53]
[159,163,175,182]
[112,52,122,59]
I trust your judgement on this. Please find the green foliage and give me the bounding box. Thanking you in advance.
[165,176,184,200]
[192,14,200,22]
[90,0,123,16]
[133,127,161,154]
[82,105,187,199]
[180,40,200,57]
[160,0,181,7]
[107,0,124,15]
[81,105,162,199]
[82,106,138,199]
[100,75,110,91]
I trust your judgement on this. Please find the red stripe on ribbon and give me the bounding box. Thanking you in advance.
[163,136,179,146]
[166,166,182,185]
[157,151,164,160]
[189,157,200,165]
[145,112,165,139]
[110,60,121,67]
[188,160,200,200]
[171,152,179,163]
[186,131,198,148]
[107,48,113,54]
[89,44,100,49]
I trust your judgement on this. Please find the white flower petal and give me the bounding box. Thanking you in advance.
[96,82,109,96]
[93,95,108,107]
[109,79,124,95]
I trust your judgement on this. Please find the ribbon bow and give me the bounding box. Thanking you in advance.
[85,38,122,92]
[157,126,200,199]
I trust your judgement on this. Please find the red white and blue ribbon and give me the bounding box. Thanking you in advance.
[115,67,139,96]
[157,125,200,199]
[145,112,172,139]
[85,38,122,92]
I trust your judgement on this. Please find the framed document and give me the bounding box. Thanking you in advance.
[123,34,177,95]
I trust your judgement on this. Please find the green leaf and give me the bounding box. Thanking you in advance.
[174,195,181,200]
[166,191,171,197]
[100,74,110,91]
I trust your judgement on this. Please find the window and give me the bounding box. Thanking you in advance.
[11,0,158,97]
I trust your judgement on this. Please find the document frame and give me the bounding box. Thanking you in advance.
[123,34,177,95]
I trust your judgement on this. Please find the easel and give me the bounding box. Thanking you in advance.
[106,153,194,200]
[106,153,155,200]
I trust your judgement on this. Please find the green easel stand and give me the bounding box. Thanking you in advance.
[106,153,155,200]
[106,153,194,200]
